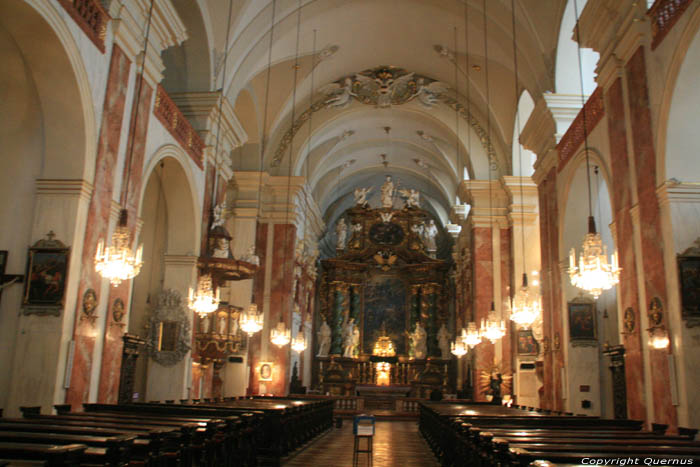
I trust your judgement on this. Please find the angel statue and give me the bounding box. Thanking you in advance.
[353,187,372,207]
[321,77,356,108]
[380,175,395,208]
[336,218,348,250]
[411,78,447,108]
[399,188,420,209]
[211,201,227,229]
[317,320,331,357]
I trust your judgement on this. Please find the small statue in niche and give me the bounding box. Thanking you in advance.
[353,187,372,208]
[317,319,331,357]
[437,323,450,359]
[350,223,363,249]
[408,322,427,359]
[399,188,420,209]
[423,219,438,254]
[342,317,356,358]
[380,175,395,208]
[217,313,227,335]
[200,314,211,333]
[336,218,348,250]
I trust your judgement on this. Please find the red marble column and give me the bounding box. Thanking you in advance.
[97,76,153,404]
[247,222,268,395]
[266,223,297,395]
[472,226,494,402]
[65,46,131,408]
[626,46,677,429]
[605,77,647,420]
[500,227,513,382]
[537,167,564,411]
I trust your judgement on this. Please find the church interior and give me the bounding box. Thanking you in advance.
[1,0,700,465]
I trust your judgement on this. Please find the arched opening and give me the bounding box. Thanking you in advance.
[512,91,537,177]
[560,154,618,419]
[130,154,198,402]
[0,0,92,412]
[555,0,598,95]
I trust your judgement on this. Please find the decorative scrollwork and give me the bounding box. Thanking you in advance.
[146,289,191,367]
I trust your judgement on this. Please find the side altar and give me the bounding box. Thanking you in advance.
[313,178,454,396]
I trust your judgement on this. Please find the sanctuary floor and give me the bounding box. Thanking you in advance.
[283,420,440,467]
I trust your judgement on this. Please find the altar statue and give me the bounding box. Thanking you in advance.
[380,175,395,208]
[409,322,427,359]
[352,325,360,358]
[317,320,331,357]
[342,317,356,358]
[353,187,372,207]
[424,219,438,253]
[437,323,450,359]
[399,188,420,208]
[336,218,347,250]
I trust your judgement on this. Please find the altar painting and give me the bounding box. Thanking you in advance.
[363,277,406,355]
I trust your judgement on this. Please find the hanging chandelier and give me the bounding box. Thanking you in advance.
[464,321,482,348]
[569,217,620,299]
[568,0,620,300]
[188,273,220,318]
[291,329,307,353]
[270,317,291,347]
[95,210,144,286]
[509,274,541,328]
[450,328,468,357]
[480,303,506,343]
[239,303,263,336]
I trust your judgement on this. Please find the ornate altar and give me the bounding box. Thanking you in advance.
[316,201,452,394]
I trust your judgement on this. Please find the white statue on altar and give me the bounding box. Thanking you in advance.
[437,323,450,359]
[424,219,438,253]
[380,175,395,208]
[399,188,420,208]
[409,322,427,359]
[353,187,372,207]
[317,320,331,357]
[352,326,360,358]
[336,218,348,250]
[342,317,356,358]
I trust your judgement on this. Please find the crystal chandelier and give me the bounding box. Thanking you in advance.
[568,0,621,300]
[480,304,506,343]
[509,273,542,329]
[450,328,468,357]
[239,303,263,336]
[291,330,307,353]
[188,273,220,318]
[270,318,291,347]
[569,217,620,299]
[464,321,482,348]
[95,210,143,286]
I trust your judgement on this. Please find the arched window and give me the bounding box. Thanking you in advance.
[512,91,537,177]
[555,0,598,95]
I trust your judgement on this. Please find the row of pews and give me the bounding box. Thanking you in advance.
[420,402,700,466]
[0,397,333,466]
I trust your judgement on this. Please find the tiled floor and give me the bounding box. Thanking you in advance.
[283,420,440,467]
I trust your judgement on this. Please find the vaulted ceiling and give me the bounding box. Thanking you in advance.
[165,0,571,228]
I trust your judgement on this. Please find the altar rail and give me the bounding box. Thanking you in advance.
[648,0,693,50]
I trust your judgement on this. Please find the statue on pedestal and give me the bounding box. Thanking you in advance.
[336,218,348,251]
[317,320,331,357]
[408,322,427,359]
[342,317,356,358]
[380,175,395,209]
[437,323,450,359]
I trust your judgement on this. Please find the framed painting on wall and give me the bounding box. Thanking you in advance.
[568,298,597,345]
[259,362,273,382]
[516,329,538,355]
[677,255,700,326]
[23,232,69,315]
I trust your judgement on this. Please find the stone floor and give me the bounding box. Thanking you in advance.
[283,420,440,467]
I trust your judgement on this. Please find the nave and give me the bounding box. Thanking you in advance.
[283,420,439,467]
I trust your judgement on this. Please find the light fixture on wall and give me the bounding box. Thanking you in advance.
[95,0,155,286]
[507,0,541,329]
[567,0,621,300]
[240,303,264,336]
[188,0,235,317]
[479,0,505,344]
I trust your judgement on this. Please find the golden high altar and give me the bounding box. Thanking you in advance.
[314,202,453,397]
